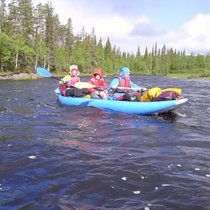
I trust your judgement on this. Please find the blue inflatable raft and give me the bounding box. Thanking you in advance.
[36,67,188,115]
[55,89,188,115]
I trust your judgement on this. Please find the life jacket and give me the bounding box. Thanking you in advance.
[58,75,80,96]
[59,75,79,85]
[89,77,106,89]
[117,77,131,92]
[66,76,80,87]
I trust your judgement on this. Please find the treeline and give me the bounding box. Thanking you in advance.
[0,0,210,75]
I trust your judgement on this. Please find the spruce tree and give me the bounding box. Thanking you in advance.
[45,2,55,70]
[0,0,6,33]
[18,0,34,46]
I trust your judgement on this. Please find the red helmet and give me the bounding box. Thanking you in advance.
[93,69,103,77]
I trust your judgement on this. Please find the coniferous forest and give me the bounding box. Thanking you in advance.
[0,0,210,77]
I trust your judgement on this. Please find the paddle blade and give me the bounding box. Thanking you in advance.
[74,82,95,89]
[36,67,53,78]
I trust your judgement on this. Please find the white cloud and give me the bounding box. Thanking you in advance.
[181,14,210,37]
[67,7,210,54]
[162,14,210,54]
[93,16,132,38]
[119,13,210,54]
[31,0,210,54]
[130,16,166,37]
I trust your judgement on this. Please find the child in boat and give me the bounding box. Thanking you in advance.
[58,65,89,97]
[108,67,146,101]
[88,69,108,99]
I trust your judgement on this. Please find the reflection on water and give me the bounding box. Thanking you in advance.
[156,111,188,122]
[0,77,210,209]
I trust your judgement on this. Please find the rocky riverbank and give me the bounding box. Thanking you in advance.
[0,73,41,80]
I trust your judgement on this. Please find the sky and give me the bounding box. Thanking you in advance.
[26,0,210,54]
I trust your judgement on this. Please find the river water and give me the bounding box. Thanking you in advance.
[0,75,210,210]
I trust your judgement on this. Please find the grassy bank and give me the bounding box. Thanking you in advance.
[167,72,210,79]
[1,71,210,80]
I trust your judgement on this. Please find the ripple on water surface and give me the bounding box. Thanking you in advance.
[0,78,210,209]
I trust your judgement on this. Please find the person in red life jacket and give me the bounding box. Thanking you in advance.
[108,67,147,101]
[88,69,108,99]
[58,64,89,97]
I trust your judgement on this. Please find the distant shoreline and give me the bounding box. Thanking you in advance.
[0,72,209,80]
[0,73,40,80]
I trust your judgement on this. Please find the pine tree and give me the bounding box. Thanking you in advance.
[34,3,46,42]
[1,0,210,76]
[96,38,105,70]
[65,18,74,62]
[16,0,34,70]
[18,0,34,46]
[104,37,113,72]
[34,3,48,69]
[45,2,55,70]
[136,46,141,57]
[143,46,149,73]
[7,0,20,35]
[0,0,6,33]
[0,33,13,71]
[89,28,98,68]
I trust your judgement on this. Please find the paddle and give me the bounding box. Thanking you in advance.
[36,67,145,91]
[36,67,60,80]
[36,67,95,89]
[74,82,145,91]
[117,87,146,91]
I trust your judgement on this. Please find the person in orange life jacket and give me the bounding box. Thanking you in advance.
[108,67,146,101]
[88,69,108,99]
[58,64,89,97]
